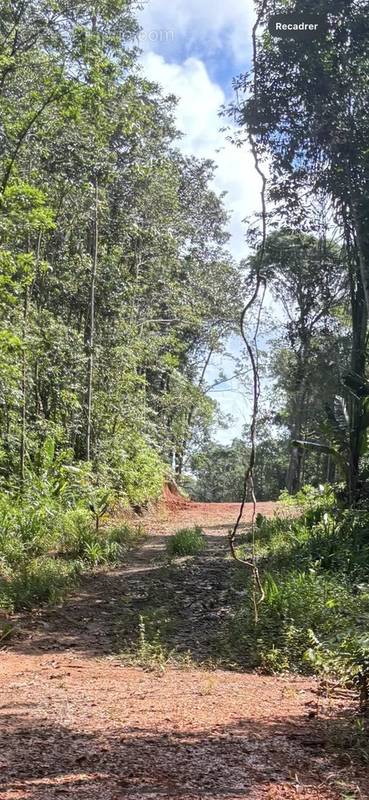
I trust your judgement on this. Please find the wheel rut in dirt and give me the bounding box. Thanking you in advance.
[1,501,368,800]
[9,501,255,664]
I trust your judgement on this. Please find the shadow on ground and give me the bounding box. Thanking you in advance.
[10,533,249,665]
[0,707,367,799]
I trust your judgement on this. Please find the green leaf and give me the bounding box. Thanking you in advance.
[292,440,348,472]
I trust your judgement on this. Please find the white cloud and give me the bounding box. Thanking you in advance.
[138,0,254,64]
[140,51,263,260]
[139,39,267,442]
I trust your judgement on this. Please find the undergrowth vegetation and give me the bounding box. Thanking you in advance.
[0,452,145,615]
[227,486,369,709]
[166,526,206,557]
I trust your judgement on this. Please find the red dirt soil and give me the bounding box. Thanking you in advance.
[156,483,287,528]
[0,498,367,800]
[164,500,287,525]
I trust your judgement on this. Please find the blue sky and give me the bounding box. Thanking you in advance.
[137,0,262,444]
[138,0,254,87]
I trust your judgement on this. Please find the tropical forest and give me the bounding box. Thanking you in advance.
[1,2,369,798]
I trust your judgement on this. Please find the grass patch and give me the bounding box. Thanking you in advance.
[118,611,199,673]
[0,493,145,611]
[0,557,82,611]
[61,513,146,566]
[223,498,369,710]
[166,526,206,557]
[0,620,14,645]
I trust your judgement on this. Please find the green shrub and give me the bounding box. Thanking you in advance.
[61,519,117,566]
[279,483,336,510]
[166,526,205,557]
[60,513,142,566]
[230,568,357,672]
[2,558,81,611]
[59,507,95,556]
[88,488,114,530]
[81,538,121,566]
[0,433,153,615]
[0,581,14,613]
[0,488,144,612]
[106,523,145,547]
[0,493,62,566]
[226,496,369,702]
[0,621,14,645]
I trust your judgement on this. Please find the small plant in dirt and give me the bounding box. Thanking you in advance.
[305,627,369,714]
[137,615,169,670]
[0,620,14,645]
[107,523,146,548]
[88,489,115,531]
[120,614,170,672]
[166,526,206,557]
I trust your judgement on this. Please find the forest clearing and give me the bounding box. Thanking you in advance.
[1,496,368,800]
[2,1,369,798]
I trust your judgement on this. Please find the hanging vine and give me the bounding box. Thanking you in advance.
[228,0,268,622]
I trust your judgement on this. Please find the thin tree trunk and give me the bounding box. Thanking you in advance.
[350,199,369,319]
[341,207,367,503]
[86,178,99,462]
[349,266,367,503]
[287,368,307,493]
[34,361,40,417]
[20,286,28,484]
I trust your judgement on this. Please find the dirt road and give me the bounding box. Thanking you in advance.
[0,501,367,800]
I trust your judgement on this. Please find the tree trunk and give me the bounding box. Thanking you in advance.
[20,286,29,484]
[175,348,213,479]
[348,261,367,503]
[86,178,99,462]
[174,449,183,479]
[287,365,307,493]
[351,199,369,319]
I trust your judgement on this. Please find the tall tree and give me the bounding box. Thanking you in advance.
[0,0,240,498]
[250,229,347,491]
[230,0,369,499]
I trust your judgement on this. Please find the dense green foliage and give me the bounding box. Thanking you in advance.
[223,0,369,503]
[0,480,145,612]
[203,0,369,709]
[0,1,240,610]
[225,488,369,706]
[0,0,239,489]
[187,435,290,501]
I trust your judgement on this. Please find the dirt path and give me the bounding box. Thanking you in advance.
[0,501,367,799]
